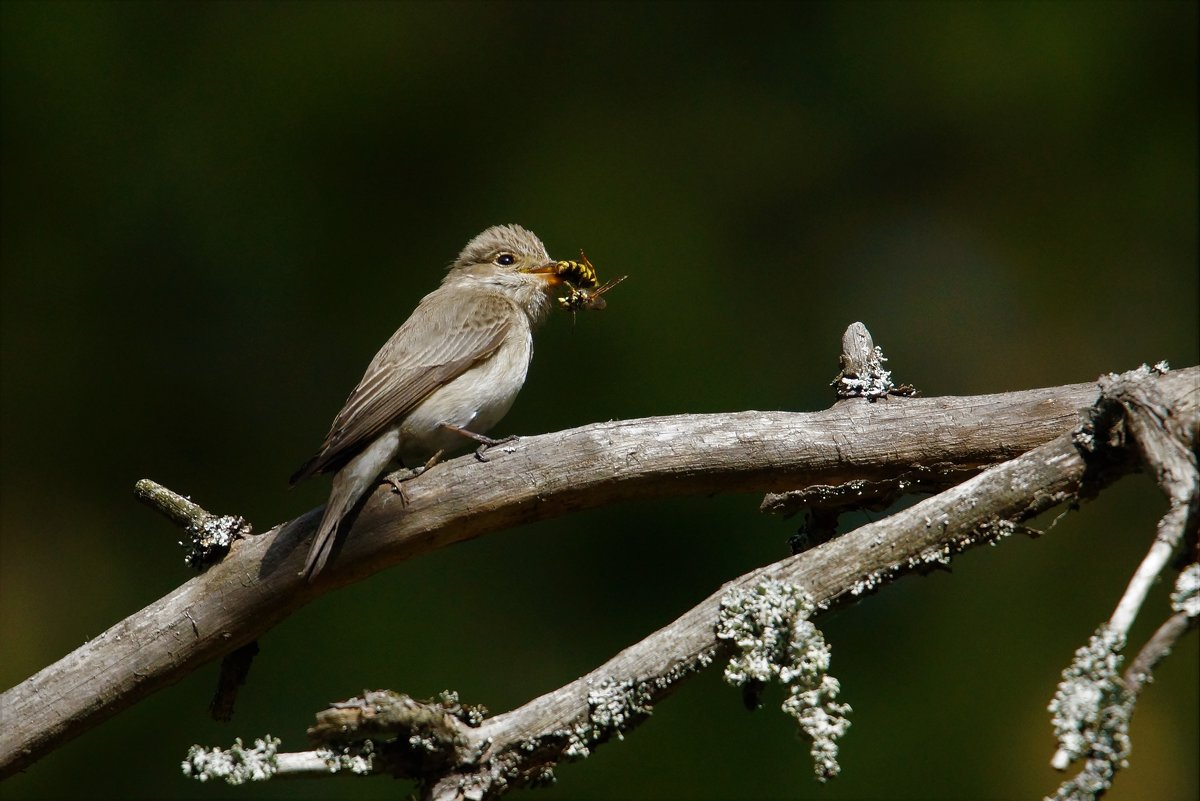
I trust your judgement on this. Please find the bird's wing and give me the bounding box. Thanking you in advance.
[289,290,514,484]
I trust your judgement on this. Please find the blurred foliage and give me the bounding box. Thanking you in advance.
[1,1,1196,799]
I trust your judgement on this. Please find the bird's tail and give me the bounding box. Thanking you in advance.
[300,429,401,580]
[302,470,369,580]
[302,510,341,580]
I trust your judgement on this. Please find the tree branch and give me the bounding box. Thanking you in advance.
[185,366,1198,796]
[1101,366,1199,637]
[3,365,1196,778]
[1045,365,1199,795]
[419,414,1131,799]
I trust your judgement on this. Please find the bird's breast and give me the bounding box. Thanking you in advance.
[398,326,534,464]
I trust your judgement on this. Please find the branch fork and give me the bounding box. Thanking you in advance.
[176,346,1198,799]
[4,325,1196,801]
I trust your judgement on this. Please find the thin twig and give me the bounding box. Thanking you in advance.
[1123,611,1197,694]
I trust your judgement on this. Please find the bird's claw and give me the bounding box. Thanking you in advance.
[381,450,445,506]
[382,475,411,507]
[475,434,519,462]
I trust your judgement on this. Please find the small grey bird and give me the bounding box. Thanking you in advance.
[290,224,566,578]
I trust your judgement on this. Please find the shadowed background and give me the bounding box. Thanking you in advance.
[1,1,1196,799]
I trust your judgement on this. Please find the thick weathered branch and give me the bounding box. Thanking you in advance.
[196,369,1196,795]
[3,367,1196,777]
[421,417,1130,799]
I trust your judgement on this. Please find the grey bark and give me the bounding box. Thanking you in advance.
[2,366,1196,778]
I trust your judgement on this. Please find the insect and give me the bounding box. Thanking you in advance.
[553,250,600,289]
[558,275,628,314]
[553,249,627,323]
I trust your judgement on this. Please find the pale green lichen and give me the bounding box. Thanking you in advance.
[587,678,653,740]
[180,513,246,570]
[181,736,280,784]
[850,569,887,596]
[832,346,894,399]
[1047,566,1198,801]
[436,688,489,727]
[563,678,654,759]
[561,647,718,761]
[317,739,376,774]
[1046,625,1131,801]
[1170,563,1200,618]
[408,733,440,753]
[716,580,851,781]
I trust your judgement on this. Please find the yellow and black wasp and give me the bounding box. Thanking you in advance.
[553,250,627,320]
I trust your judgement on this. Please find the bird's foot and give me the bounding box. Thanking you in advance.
[438,423,519,462]
[473,434,519,462]
[382,450,444,506]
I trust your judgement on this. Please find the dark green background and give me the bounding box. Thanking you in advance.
[2,2,1196,799]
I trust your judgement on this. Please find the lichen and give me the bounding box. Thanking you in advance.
[1046,625,1131,801]
[564,677,655,758]
[1170,563,1200,618]
[832,346,894,399]
[180,513,246,569]
[318,739,376,774]
[181,736,280,784]
[850,569,889,596]
[589,678,653,740]
[561,648,718,761]
[436,689,489,727]
[716,580,851,781]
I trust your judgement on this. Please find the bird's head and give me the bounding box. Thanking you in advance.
[449,224,563,284]
[444,225,568,323]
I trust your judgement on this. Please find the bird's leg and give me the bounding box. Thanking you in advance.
[382,449,444,507]
[438,423,519,462]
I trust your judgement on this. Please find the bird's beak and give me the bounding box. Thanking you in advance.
[521,261,563,284]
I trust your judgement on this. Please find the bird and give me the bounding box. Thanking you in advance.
[290,224,567,579]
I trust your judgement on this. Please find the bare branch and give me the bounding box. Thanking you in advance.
[424,407,1133,798]
[1041,365,1199,798]
[134,478,252,569]
[1124,608,1197,697]
[3,366,1196,778]
[192,393,1160,795]
[1101,366,1199,637]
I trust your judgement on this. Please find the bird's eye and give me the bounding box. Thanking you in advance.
[495,253,516,266]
